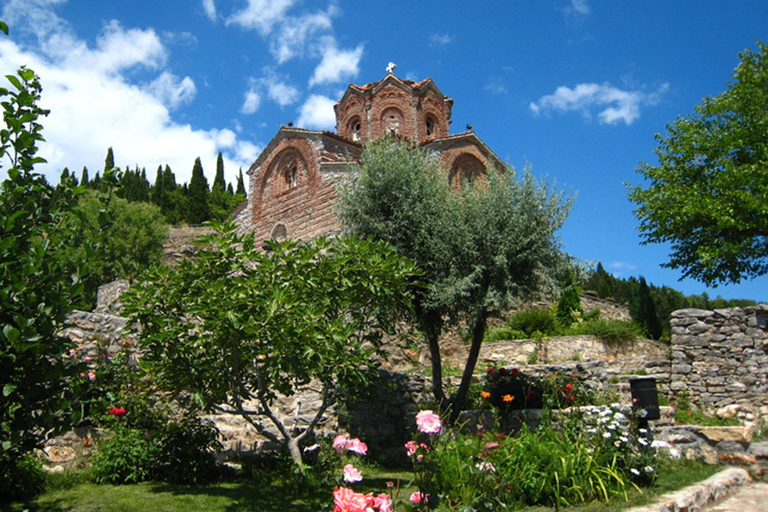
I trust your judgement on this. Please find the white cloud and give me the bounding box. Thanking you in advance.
[484,77,507,95]
[0,17,255,187]
[226,0,297,35]
[146,71,197,110]
[429,33,453,47]
[202,0,217,21]
[241,88,261,114]
[297,94,336,129]
[270,10,334,63]
[529,82,668,125]
[563,0,590,20]
[309,44,363,86]
[265,77,300,106]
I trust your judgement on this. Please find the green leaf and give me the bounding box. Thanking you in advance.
[3,325,20,342]
[2,384,16,397]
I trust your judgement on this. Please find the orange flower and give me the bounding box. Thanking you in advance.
[502,394,514,402]
[480,391,491,398]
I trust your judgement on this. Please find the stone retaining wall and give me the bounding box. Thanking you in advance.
[669,306,768,418]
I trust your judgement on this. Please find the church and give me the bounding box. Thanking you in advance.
[233,67,505,242]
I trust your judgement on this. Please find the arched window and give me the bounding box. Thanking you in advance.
[425,115,436,137]
[283,162,298,190]
[271,223,287,241]
[381,107,404,135]
[448,154,485,189]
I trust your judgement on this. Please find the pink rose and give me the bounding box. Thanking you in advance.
[346,437,368,456]
[373,493,393,512]
[343,463,363,483]
[333,487,368,512]
[405,440,418,456]
[410,491,428,504]
[333,434,348,454]
[87,371,95,380]
[415,410,442,434]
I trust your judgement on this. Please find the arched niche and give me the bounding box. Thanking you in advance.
[448,153,486,189]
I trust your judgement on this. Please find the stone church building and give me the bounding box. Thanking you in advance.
[233,69,504,242]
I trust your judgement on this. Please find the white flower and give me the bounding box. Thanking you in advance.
[603,432,612,439]
[644,466,654,473]
[620,436,629,443]
[669,448,682,459]
[638,437,648,446]
[476,462,496,473]
[637,408,648,418]
[586,428,597,434]
[651,440,669,449]
[303,444,320,453]
[631,468,640,476]
[639,428,648,434]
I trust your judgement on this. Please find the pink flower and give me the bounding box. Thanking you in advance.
[87,371,95,380]
[333,487,368,512]
[347,437,368,455]
[484,442,500,453]
[410,491,428,504]
[415,410,442,434]
[343,463,363,483]
[405,440,418,456]
[84,355,92,362]
[333,434,348,454]
[372,493,393,512]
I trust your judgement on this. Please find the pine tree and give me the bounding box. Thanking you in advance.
[186,157,210,224]
[629,277,662,340]
[80,166,90,188]
[151,165,164,206]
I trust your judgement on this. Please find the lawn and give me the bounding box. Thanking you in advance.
[1,460,721,512]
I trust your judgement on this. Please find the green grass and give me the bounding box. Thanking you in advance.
[1,459,721,512]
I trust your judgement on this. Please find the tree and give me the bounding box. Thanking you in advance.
[212,151,226,194]
[236,168,247,197]
[629,277,662,340]
[629,41,768,286]
[59,190,169,308]
[337,139,573,418]
[104,146,115,173]
[0,46,88,488]
[121,224,417,468]
[186,157,210,224]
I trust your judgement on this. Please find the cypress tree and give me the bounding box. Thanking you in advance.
[630,277,662,340]
[186,157,210,224]
[104,147,115,172]
[236,168,247,197]
[227,183,234,195]
[80,166,90,188]
[213,152,226,194]
[151,165,164,206]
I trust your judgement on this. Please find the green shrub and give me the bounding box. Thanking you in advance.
[565,318,642,344]
[508,308,560,338]
[92,427,159,484]
[483,327,526,342]
[158,417,221,484]
[0,452,46,503]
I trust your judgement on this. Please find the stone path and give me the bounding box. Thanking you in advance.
[701,482,768,512]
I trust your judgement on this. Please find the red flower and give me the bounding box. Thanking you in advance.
[498,367,507,376]
[107,406,126,417]
[511,368,520,377]
[564,383,574,393]
[487,367,494,374]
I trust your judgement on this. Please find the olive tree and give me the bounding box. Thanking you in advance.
[121,224,418,467]
[629,41,768,285]
[337,139,573,418]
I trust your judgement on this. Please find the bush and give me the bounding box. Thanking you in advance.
[158,417,221,484]
[483,327,526,342]
[0,452,46,503]
[565,318,642,344]
[507,308,560,338]
[92,427,159,484]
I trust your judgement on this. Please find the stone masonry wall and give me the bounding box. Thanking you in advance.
[670,306,768,417]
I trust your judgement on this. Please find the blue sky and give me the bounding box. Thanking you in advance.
[1,0,767,302]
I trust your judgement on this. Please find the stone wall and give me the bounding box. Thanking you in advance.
[669,306,768,418]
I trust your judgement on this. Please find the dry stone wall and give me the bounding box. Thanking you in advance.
[670,306,768,418]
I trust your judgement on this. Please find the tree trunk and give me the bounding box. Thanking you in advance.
[450,309,488,423]
[287,436,304,470]
[426,328,446,408]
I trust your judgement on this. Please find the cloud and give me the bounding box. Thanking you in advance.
[309,44,363,86]
[226,0,297,35]
[529,82,669,125]
[270,9,335,63]
[241,88,261,114]
[563,0,590,19]
[0,14,255,187]
[146,71,197,110]
[202,0,217,21]
[429,33,453,47]
[484,77,507,95]
[297,94,336,129]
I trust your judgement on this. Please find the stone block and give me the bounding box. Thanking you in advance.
[699,426,754,443]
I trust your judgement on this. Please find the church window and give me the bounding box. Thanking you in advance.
[425,116,436,137]
[271,223,287,241]
[283,162,298,190]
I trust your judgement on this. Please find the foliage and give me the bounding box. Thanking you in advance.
[507,308,560,338]
[629,277,662,340]
[58,190,168,308]
[564,318,643,344]
[186,157,210,224]
[556,268,584,327]
[482,326,526,342]
[481,366,592,414]
[0,40,91,482]
[629,41,768,285]
[121,223,418,467]
[0,451,46,502]
[92,426,159,484]
[337,138,573,419]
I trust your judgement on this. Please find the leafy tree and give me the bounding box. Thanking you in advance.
[59,190,169,308]
[337,139,573,418]
[0,42,88,487]
[121,224,417,468]
[186,157,210,224]
[630,41,768,285]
